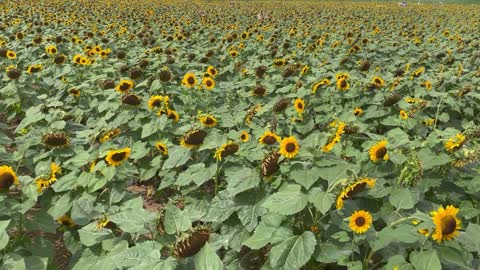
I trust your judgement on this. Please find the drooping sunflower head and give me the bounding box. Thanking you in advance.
[182,72,197,88]
[420,80,432,90]
[42,132,70,148]
[0,165,19,191]
[122,93,141,106]
[115,79,134,93]
[252,85,267,96]
[261,151,281,177]
[202,77,215,90]
[155,142,168,156]
[431,205,461,243]
[349,210,373,234]
[57,215,75,228]
[372,76,385,88]
[353,107,363,116]
[300,65,309,75]
[369,140,389,163]
[180,129,208,149]
[279,136,300,159]
[174,229,211,258]
[240,131,250,142]
[273,98,290,113]
[200,115,217,128]
[105,148,131,166]
[258,131,281,145]
[213,141,239,161]
[167,109,180,122]
[294,98,305,114]
[336,178,376,209]
[273,58,287,68]
[69,88,80,97]
[445,133,466,152]
[27,64,43,74]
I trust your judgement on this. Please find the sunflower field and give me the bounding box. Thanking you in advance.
[1,0,480,269]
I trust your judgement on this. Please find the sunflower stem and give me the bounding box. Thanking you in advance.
[388,216,412,228]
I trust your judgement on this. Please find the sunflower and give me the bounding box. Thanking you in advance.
[420,80,432,90]
[180,129,207,149]
[335,72,350,80]
[399,110,408,119]
[279,136,300,159]
[336,78,349,91]
[240,131,250,142]
[72,54,82,64]
[206,66,218,77]
[45,45,58,55]
[200,115,217,128]
[6,50,16,59]
[202,77,215,90]
[182,72,197,88]
[312,79,330,94]
[294,98,305,114]
[213,141,239,161]
[372,76,385,88]
[115,79,134,93]
[105,148,131,166]
[422,118,435,126]
[155,142,168,156]
[261,151,281,177]
[336,178,376,209]
[252,85,267,96]
[43,132,70,148]
[349,210,373,234]
[445,133,466,152]
[167,109,180,122]
[148,95,164,110]
[27,64,43,74]
[57,215,75,228]
[50,162,61,178]
[369,140,389,162]
[99,128,121,143]
[69,88,80,97]
[122,93,141,106]
[229,50,238,57]
[0,165,19,190]
[353,107,363,116]
[300,65,309,75]
[431,205,461,242]
[258,131,281,145]
[273,58,286,68]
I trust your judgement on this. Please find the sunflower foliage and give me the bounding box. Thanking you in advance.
[0,0,480,269]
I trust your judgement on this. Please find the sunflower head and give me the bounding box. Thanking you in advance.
[155,142,168,156]
[261,151,281,177]
[279,136,300,159]
[294,98,305,114]
[353,107,363,116]
[431,205,461,242]
[399,110,409,120]
[105,148,131,166]
[240,131,250,142]
[369,140,389,163]
[0,165,19,191]
[200,115,217,128]
[57,215,75,228]
[206,66,218,77]
[252,85,267,96]
[122,93,141,106]
[336,178,376,209]
[182,73,197,88]
[349,210,373,234]
[445,133,466,152]
[69,88,80,97]
[213,141,239,161]
[174,229,210,258]
[372,76,385,88]
[336,78,349,91]
[180,129,207,149]
[273,98,290,113]
[259,131,281,145]
[6,50,16,59]
[202,77,215,90]
[148,95,164,110]
[42,132,70,148]
[115,79,134,93]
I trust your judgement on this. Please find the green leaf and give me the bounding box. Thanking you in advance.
[389,188,415,209]
[203,192,237,223]
[237,203,267,232]
[226,167,260,197]
[130,141,149,160]
[313,242,352,264]
[290,167,322,190]
[462,223,480,253]
[410,250,441,270]
[176,163,216,186]
[438,246,472,269]
[162,146,191,170]
[269,231,317,270]
[194,242,224,270]
[110,208,156,233]
[417,148,451,170]
[262,184,308,216]
[163,204,192,234]
[309,188,335,214]
[242,214,286,249]
[78,223,113,247]
[0,219,11,250]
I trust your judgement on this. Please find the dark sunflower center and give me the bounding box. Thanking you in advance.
[70,90,79,95]
[297,103,303,109]
[158,146,166,152]
[354,110,360,116]
[187,76,195,84]
[120,83,130,91]
[205,117,214,125]
[206,80,213,87]
[0,173,14,189]
[112,152,127,162]
[441,215,457,235]
[263,135,277,145]
[346,183,367,198]
[286,142,296,152]
[355,216,366,227]
[8,52,14,57]
[340,80,347,88]
[185,130,207,145]
[255,86,266,95]
[44,134,68,146]
[375,78,381,84]
[241,134,246,140]
[210,69,216,75]
[222,144,239,157]
[152,99,162,107]
[375,147,387,159]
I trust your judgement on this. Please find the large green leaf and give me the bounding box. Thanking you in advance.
[226,167,260,197]
[262,184,308,216]
[269,231,317,270]
[410,250,441,270]
[110,208,156,233]
[163,204,192,234]
[194,242,224,270]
